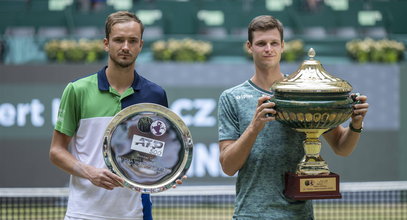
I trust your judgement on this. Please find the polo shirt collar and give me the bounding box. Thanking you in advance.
[97,66,142,91]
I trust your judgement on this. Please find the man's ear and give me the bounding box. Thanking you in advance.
[246,40,252,54]
[140,39,144,48]
[103,38,109,52]
[281,40,285,52]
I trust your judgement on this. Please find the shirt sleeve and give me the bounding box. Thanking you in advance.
[55,82,79,136]
[218,91,240,141]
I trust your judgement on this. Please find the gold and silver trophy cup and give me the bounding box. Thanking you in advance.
[270,48,359,200]
[102,103,193,193]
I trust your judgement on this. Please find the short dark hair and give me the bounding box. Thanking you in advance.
[248,15,284,44]
[105,11,144,39]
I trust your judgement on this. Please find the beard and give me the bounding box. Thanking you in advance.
[110,53,137,68]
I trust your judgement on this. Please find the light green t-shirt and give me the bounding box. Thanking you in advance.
[218,80,313,220]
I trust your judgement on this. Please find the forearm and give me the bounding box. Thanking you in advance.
[50,130,123,189]
[336,127,361,156]
[324,125,361,157]
[219,95,276,176]
[49,146,91,179]
[220,125,260,176]
[49,130,92,179]
[328,94,368,156]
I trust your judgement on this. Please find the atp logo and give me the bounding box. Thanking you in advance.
[131,134,166,157]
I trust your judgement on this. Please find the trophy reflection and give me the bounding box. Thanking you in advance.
[271,48,359,200]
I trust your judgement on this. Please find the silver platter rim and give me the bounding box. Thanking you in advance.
[102,103,193,193]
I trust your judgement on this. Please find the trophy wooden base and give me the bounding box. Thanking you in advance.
[284,172,342,200]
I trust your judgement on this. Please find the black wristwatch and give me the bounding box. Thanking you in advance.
[349,122,363,133]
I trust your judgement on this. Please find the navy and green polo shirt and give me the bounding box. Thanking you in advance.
[55,66,167,220]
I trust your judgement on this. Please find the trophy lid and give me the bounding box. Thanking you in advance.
[271,48,353,93]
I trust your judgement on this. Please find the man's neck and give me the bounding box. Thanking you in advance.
[105,64,135,95]
[251,67,284,91]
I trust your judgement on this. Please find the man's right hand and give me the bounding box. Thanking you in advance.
[76,163,124,190]
[250,96,277,133]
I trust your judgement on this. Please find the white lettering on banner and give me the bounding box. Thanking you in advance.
[192,99,216,127]
[0,103,16,127]
[2,98,218,128]
[0,99,45,127]
[31,99,45,127]
[171,98,193,125]
[17,103,31,126]
[170,98,216,127]
[186,142,230,178]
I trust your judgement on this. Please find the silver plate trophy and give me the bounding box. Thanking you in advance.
[103,103,193,193]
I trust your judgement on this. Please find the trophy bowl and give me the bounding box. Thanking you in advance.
[271,48,358,199]
[102,103,193,193]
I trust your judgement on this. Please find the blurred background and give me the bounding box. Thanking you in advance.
[0,0,406,219]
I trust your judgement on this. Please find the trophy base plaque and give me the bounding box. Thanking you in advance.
[284,172,342,200]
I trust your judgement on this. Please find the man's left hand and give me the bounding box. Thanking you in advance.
[351,94,369,128]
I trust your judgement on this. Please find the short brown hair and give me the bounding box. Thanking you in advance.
[105,11,144,39]
[248,15,284,44]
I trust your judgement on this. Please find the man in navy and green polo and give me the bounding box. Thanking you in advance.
[50,11,172,220]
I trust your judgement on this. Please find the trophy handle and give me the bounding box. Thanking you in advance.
[351,93,361,105]
[263,95,275,118]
